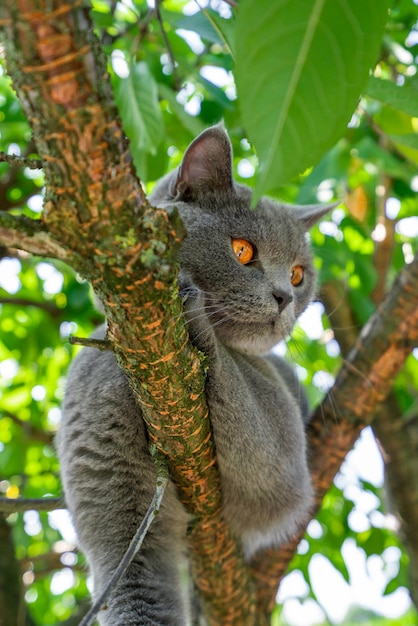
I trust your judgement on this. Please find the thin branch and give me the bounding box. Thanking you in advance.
[0,152,43,170]
[0,142,41,213]
[69,336,113,351]
[0,497,65,513]
[0,211,68,260]
[155,0,180,89]
[0,297,61,318]
[78,466,169,626]
[2,412,54,445]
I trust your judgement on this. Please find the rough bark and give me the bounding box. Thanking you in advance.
[0,2,417,625]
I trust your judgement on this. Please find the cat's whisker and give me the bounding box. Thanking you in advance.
[168,300,222,325]
[325,387,343,427]
[340,357,373,387]
[285,339,307,409]
[186,306,228,323]
[326,323,361,333]
[190,310,236,344]
[286,337,305,365]
[286,336,343,429]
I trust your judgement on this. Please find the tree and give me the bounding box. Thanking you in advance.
[0,1,417,625]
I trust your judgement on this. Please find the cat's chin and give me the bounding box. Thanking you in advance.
[218,321,292,356]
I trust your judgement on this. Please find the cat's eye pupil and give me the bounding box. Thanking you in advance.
[290,265,304,286]
[231,238,254,265]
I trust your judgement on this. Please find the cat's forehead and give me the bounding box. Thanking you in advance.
[224,196,307,255]
[178,186,310,260]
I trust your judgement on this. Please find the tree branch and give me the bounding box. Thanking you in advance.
[2,412,54,445]
[0,497,64,513]
[0,514,36,626]
[0,297,60,317]
[0,211,68,259]
[0,142,42,213]
[0,151,43,170]
[322,277,418,610]
[68,335,113,351]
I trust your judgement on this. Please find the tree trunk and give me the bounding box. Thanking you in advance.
[0,514,35,626]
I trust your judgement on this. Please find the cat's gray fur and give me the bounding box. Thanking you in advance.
[58,127,329,625]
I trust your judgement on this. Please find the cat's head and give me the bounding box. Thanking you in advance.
[151,126,332,356]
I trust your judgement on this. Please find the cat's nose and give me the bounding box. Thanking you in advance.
[272,289,293,314]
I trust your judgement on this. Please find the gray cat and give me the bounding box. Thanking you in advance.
[58,126,330,625]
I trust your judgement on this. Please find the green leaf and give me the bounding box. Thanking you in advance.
[175,10,224,46]
[235,0,390,202]
[390,133,418,165]
[165,7,235,56]
[390,133,418,150]
[158,83,206,137]
[365,76,418,117]
[115,61,164,166]
[200,77,235,109]
[383,566,409,596]
[201,9,236,58]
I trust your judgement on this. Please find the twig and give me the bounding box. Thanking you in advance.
[2,412,54,445]
[69,336,113,351]
[0,211,68,260]
[0,142,40,213]
[155,0,180,89]
[0,151,43,170]
[0,497,65,513]
[78,462,169,626]
[127,6,156,58]
[0,297,61,318]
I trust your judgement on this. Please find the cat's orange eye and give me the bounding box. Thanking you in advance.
[290,265,304,286]
[231,238,254,264]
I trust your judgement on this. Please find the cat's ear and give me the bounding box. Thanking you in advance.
[294,202,339,229]
[173,126,233,199]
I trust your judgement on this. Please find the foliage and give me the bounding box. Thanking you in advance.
[0,0,418,624]
[235,0,390,201]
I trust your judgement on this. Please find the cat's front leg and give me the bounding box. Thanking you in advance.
[204,348,313,557]
[58,348,190,625]
[88,517,190,626]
